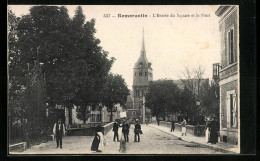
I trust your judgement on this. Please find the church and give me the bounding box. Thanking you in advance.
[126,29,153,124]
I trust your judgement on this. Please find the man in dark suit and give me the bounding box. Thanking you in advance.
[112,121,120,142]
[53,118,65,149]
[171,118,175,132]
[134,119,141,142]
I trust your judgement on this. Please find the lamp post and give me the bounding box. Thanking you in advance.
[196,101,200,125]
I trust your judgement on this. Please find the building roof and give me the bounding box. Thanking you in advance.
[215,6,231,16]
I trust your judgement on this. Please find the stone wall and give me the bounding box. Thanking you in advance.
[67,122,114,136]
[159,121,205,136]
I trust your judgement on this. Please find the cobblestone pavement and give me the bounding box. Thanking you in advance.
[14,125,224,154]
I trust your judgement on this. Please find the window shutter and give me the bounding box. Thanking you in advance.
[232,94,237,128]
[226,95,231,128]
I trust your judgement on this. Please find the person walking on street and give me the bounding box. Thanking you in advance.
[171,118,175,132]
[91,123,104,152]
[121,121,129,142]
[181,119,187,136]
[134,119,141,142]
[53,118,66,149]
[157,118,160,126]
[112,121,120,142]
[208,117,219,144]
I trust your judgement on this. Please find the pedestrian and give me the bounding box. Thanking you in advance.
[205,117,211,143]
[145,118,149,126]
[91,123,104,152]
[121,121,129,142]
[53,118,66,149]
[181,119,187,136]
[208,117,219,144]
[126,119,131,129]
[134,119,141,142]
[171,118,175,132]
[157,118,160,126]
[112,121,120,142]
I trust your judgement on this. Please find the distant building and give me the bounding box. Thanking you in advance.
[215,6,239,146]
[126,29,153,123]
[65,103,123,126]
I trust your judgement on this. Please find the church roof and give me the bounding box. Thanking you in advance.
[134,29,151,68]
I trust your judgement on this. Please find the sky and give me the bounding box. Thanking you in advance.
[9,5,221,89]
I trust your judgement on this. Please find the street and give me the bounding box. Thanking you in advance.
[15,125,224,154]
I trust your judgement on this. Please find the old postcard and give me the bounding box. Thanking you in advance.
[8,5,240,155]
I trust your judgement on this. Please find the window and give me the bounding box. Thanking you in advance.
[227,28,235,64]
[139,72,142,76]
[145,72,147,76]
[132,111,136,115]
[135,72,136,76]
[226,91,237,128]
[136,90,140,97]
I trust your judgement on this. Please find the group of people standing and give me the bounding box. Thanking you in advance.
[112,119,142,143]
[205,116,219,144]
[169,117,219,144]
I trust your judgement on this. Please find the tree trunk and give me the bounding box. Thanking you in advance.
[110,107,113,122]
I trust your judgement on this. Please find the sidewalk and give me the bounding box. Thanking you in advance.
[149,124,239,154]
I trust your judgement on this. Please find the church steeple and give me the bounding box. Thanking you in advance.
[141,28,146,56]
[134,28,149,68]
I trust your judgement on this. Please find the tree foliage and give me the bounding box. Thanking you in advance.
[103,74,130,121]
[8,5,117,139]
[145,79,181,119]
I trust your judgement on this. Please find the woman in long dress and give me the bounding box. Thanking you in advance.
[208,117,219,144]
[181,119,187,136]
[91,123,104,152]
[205,117,210,143]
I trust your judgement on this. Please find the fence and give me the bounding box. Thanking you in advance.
[158,121,205,137]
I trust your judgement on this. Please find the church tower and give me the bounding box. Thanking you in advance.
[133,29,153,109]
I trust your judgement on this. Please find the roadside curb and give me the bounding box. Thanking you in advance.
[150,124,236,154]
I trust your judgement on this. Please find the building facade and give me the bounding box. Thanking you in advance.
[65,104,123,126]
[215,6,239,146]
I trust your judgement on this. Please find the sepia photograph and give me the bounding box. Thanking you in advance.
[7,5,240,155]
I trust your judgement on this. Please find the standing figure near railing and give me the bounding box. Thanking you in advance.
[181,119,187,136]
[91,123,104,152]
[171,118,175,132]
[112,121,120,142]
[205,117,211,143]
[53,118,66,149]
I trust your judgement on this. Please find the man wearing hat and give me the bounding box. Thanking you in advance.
[112,120,120,142]
[134,119,141,142]
[53,118,66,149]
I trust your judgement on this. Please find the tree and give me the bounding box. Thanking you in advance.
[68,6,114,123]
[145,79,181,120]
[179,88,196,123]
[179,65,207,124]
[103,74,130,122]
[76,106,91,124]
[200,81,219,118]
[13,6,114,125]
